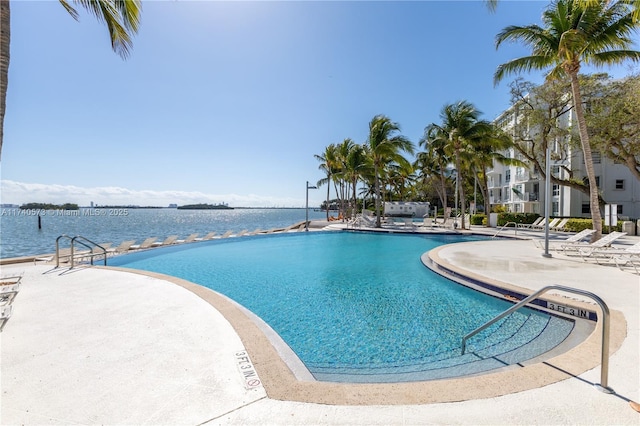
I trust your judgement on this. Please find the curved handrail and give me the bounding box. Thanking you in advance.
[70,236,108,268]
[461,285,612,393]
[491,221,517,239]
[55,235,73,268]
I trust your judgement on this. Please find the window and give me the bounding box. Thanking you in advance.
[615,179,625,190]
[552,184,560,197]
[617,205,623,214]
[552,201,559,216]
[582,176,601,188]
[582,203,590,214]
[592,152,601,164]
[505,170,511,183]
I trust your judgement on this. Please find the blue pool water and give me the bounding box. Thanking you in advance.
[110,231,574,382]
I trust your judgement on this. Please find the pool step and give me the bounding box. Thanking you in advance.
[310,313,574,383]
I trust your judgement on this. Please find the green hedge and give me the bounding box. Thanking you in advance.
[470,214,486,225]
[495,215,625,233]
[496,213,540,227]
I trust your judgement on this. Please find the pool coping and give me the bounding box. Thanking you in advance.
[103,241,627,406]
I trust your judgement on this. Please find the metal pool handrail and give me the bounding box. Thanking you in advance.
[461,285,613,393]
[491,221,517,239]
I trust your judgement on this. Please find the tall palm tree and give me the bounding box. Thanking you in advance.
[314,143,339,220]
[365,114,414,227]
[343,142,370,219]
[427,101,492,229]
[494,0,640,240]
[0,0,142,161]
[486,0,640,21]
[418,125,453,216]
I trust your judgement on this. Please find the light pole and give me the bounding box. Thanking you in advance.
[305,181,317,231]
[543,147,552,258]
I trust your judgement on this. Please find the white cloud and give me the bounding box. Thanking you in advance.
[0,180,306,208]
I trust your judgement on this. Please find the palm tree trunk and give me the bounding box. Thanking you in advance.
[0,0,10,161]
[325,174,330,221]
[374,163,381,227]
[569,71,602,241]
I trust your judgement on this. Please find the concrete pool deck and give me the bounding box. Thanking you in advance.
[1,230,639,425]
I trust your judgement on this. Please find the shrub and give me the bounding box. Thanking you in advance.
[497,213,540,227]
[470,214,486,225]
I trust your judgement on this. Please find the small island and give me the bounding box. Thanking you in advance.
[177,203,234,210]
[20,202,79,210]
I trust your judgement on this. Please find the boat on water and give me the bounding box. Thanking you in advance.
[176,203,234,210]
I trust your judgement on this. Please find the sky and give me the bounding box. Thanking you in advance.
[1,0,637,208]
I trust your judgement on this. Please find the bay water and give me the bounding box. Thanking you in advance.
[0,207,328,258]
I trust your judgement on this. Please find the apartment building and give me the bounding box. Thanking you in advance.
[488,100,640,220]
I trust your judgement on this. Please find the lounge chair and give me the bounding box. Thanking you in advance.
[562,231,627,255]
[421,217,434,229]
[177,234,198,244]
[107,240,136,255]
[195,232,217,241]
[233,229,249,237]
[532,217,561,231]
[0,304,13,332]
[34,248,73,265]
[581,241,640,271]
[550,218,570,232]
[402,218,416,230]
[130,237,158,250]
[218,230,234,238]
[152,235,178,247]
[517,217,544,229]
[534,228,596,249]
[0,275,22,306]
[612,249,640,274]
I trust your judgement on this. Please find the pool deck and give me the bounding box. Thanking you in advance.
[1,226,639,425]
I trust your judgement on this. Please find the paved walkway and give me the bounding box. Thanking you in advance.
[1,229,638,425]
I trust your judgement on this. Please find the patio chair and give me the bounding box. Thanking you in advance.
[516,217,544,229]
[532,217,561,231]
[421,217,434,229]
[130,237,158,250]
[550,218,570,231]
[562,231,627,255]
[581,241,640,271]
[0,304,13,332]
[152,235,178,247]
[612,251,640,274]
[0,275,22,306]
[533,228,596,249]
[177,233,199,244]
[195,232,217,241]
[34,248,73,265]
[107,240,136,255]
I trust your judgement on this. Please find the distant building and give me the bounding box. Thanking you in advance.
[384,201,431,218]
[168,204,178,208]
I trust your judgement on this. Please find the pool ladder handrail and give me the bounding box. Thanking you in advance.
[55,235,108,268]
[491,221,517,239]
[460,284,613,394]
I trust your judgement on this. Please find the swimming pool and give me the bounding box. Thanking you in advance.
[110,231,575,382]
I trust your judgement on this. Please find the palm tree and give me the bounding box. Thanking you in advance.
[365,115,414,227]
[494,0,640,241]
[0,0,142,160]
[417,125,453,217]
[427,101,492,229]
[315,143,339,220]
[486,0,640,21]
[343,143,370,219]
